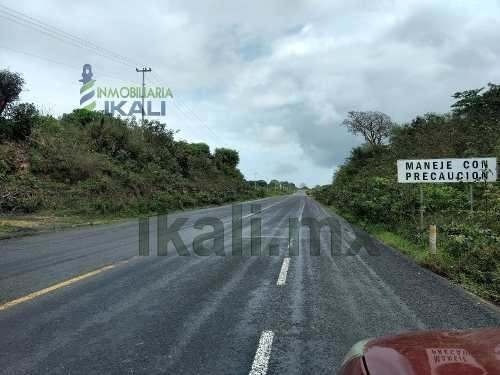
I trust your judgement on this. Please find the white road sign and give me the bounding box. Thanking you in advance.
[397,158,497,183]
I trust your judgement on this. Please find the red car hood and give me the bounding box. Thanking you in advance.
[363,328,500,375]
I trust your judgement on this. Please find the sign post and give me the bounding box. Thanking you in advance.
[397,157,497,250]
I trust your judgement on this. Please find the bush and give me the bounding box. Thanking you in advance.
[214,148,239,172]
[0,103,39,141]
[60,108,105,127]
[0,142,18,176]
[0,175,43,213]
[459,245,500,303]
[1,104,272,217]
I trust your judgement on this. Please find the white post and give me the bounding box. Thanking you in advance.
[429,224,437,254]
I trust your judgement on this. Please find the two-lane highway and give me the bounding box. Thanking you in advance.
[0,193,499,374]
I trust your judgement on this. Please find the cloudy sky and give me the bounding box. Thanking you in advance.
[1,0,500,186]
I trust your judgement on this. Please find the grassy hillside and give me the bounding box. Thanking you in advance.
[313,84,500,304]
[0,107,281,236]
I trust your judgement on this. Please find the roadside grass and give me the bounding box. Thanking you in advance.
[0,192,290,240]
[364,224,459,278]
[374,227,498,304]
[368,226,428,262]
[0,212,125,240]
[325,205,500,305]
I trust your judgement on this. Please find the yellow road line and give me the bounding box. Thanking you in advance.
[0,258,133,311]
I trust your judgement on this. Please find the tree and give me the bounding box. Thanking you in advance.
[390,113,457,158]
[451,83,500,121]
[450,83,500,154]
[342,111,394,146]
[280,181,296,191]
[0,70,25,116]
[0,102,39,141]
[269,179,280,190]
[214,148,239,170]
[61,108,104,127]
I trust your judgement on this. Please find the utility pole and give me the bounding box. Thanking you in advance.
[136,67,152,125]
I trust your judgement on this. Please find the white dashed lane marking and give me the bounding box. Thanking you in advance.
[249,330,275,375]
[276,257,290,286]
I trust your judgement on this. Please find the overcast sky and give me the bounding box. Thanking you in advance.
[1,0,500,186]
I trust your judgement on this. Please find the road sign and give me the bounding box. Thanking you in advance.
[397,158,497,183]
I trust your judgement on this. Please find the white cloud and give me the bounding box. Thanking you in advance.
[1,0,500,185]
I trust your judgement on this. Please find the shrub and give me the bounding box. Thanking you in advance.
[214,148,239,172]
[0,103,39,141]
[60,109,105,127]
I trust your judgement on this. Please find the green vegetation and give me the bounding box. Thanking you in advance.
[0,69,24,116]
[313,84,500,304]
[0,70,295,237]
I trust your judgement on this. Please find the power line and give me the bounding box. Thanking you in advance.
[0,4,140,68]
[0,4,224,144]
[150,77,264,182]
[0,45,136,85]
[151,72,221,141]
[1,45,203,139]
[1,4,263,185]
[0,5,220,140]
[0,3,139,66]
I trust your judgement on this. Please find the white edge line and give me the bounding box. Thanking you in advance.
[249,330,275,375]
[276,257,290,286]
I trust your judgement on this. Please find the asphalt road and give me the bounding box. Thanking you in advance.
[0,193,499,374]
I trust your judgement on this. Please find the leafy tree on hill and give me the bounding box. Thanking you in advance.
[214,148,239,169]
[451,83,500,154]
[0,70,40,141]
[60,108,104,127]
[0,70,24,116]
[214,148,241,177]
[390,113,457,158]
[342,111,394,146]
[0,102,39,141]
